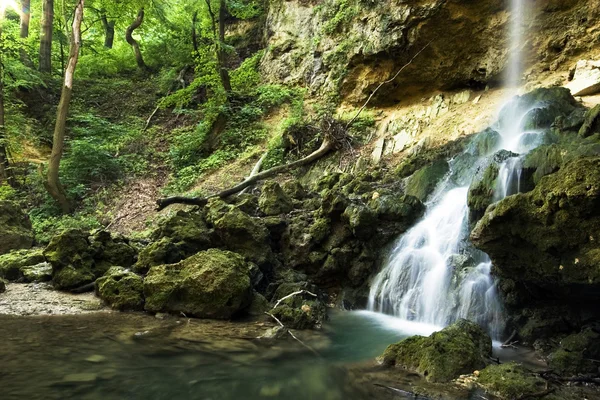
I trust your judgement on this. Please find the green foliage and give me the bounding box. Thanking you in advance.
[0,185,18,202]
[228,0,264,19]
[321,0,359,35]
[30,212,102,245]
[230,50,264,93]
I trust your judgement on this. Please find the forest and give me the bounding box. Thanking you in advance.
[1,0,600,399]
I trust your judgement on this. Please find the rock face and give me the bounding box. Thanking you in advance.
[258,181,293,215]
[566,59,600,96]
[0,201,34,255]
[96,266,144,311]
[144,249,253,319]
[471,157,600,302]
[260,0,599,103]
[382,319,492,383]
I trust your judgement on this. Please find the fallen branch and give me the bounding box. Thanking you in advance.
[238,151,268,196]
[501,340,519,349]
[273,290,317,309]
[265,312,320,357]
[157,138,335,210]
[143,105,160,132]
[501,330,517,347]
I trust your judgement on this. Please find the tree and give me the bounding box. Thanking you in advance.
[126,8,149,71]
[100,12,115,48]
[0,25,9,185]
[19,0,32,65]
[39,0,53,73]
[46,0,84,212]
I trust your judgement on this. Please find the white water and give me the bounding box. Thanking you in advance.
[367,0,531,340]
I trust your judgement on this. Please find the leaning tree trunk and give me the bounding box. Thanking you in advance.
[217,0,231,91]
[39,0,54,73]
[126,9,149,71]
[101,13,115,49]
[46,0,84,213]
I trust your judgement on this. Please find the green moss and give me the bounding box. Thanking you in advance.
[382,319,492,383]
[548,328,600,375]
[143,249,252,319]
[271,282,327,329]
[478,363,546,399]
[96,267,144,311]
[0,249,45,281]
[342,204,377,240]
[259,181,293,216]
[578,104,600,138]
[53,265,95,290]
[309,218,331,244]
[405,160,449,202]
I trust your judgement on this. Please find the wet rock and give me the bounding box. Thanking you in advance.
[259,181,293,215]
[578,104,600,138]
[0,248,46,281]
[478,362,546,400]
[270,282,327,329]
[134,211,212,273]
[405,160,449,202]
[44,229,96,290]
[247,291,270,316]
[144,249,253,319]
[0,201,34,255]
[96,266,144,311]
[382,319,492,383]
[0,278,6,293]
[471,157,600,304]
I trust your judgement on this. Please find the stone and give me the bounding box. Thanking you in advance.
[405,160,449,202]
[382,319,492,383]
[478,363,546,400]
[21,262,53,283]
[578,104,600,138]
[270,282,327,329]
[547,328,600,375]
[471,157,600,304]
[90,230,137,274]
[371,138,385,164]
[565,60,600,96]
[144,249,253,319]
[0,277,6,293]
[44,229,96,290]
[0,201,34,255]
[258,181,293,215]
[0,248,46,281]
[96,266,144,311]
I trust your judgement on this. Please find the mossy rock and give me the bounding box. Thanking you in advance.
[213,208,272,266]
[281,180,307,200]
[308,217,331,244]
[342,204,377,240]
[0,248,45,281]
[134,211,212,272]
[0,201,34,255]
[405,160,449,202]
[382,319,492,383]
[467,128,501,157]
[90,230,137,271]
[44,229,96,290]
[96,267,144,311]
[144,249,253,319]
[259,181,293,216]
[478,362,546,399]
[21,262,52,283]
[471,157,600,301]
[578,104,600,138]
[0,277,7,293]
[548,328,600,375]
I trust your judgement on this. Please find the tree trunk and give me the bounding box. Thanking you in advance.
[101,14,115,49]
[46,0,84,213]
[39,0,54,73]
[0,24,14,187]
[126,9,149,71]
[19,0,33,65]
[218,0,231,91]
[192,11,199,54]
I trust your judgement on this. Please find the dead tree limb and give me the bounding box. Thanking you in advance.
[265,312,320,357]
[273,290,317,309]
[157,138,335,210]
[238,151,268,196]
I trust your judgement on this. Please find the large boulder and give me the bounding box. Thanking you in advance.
[143,249,253,319]
[44,229,96,290]
[405,160,449,202]
[0,248,45,281]
[134,210,212,273]
[0,201,34,255]
[547,328,600,375]
[259,181,293,215]
[96,266,144,311]
[90,230,137,274]
[471,157,600,302]
[382,319,492,383]
[478,362,547,400]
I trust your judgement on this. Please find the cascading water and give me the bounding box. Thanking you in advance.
[367,0,533,339]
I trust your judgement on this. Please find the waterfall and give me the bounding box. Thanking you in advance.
[367,1,530,339]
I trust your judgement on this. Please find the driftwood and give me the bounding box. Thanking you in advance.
[272,290,317,309]
[156,42,433,211]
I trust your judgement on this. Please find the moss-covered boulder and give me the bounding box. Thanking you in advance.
[144,249,253,319]
[471,157,600,302]
[270,282,327,329]
[134,211,212,273]
[259,181,293,215]
[0,201,34,255]
[90,231,137,274]
[405,160,449,202]
[382,319,492,383]
[478,362,546,400]
[21,262,52,283]
[547,328,600,375]
[44,229,96,290]
[578,104,600,138]
[0,248,45,281]
[342,204,377,240]
[96,267,144,311]
[213,208,273,266]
